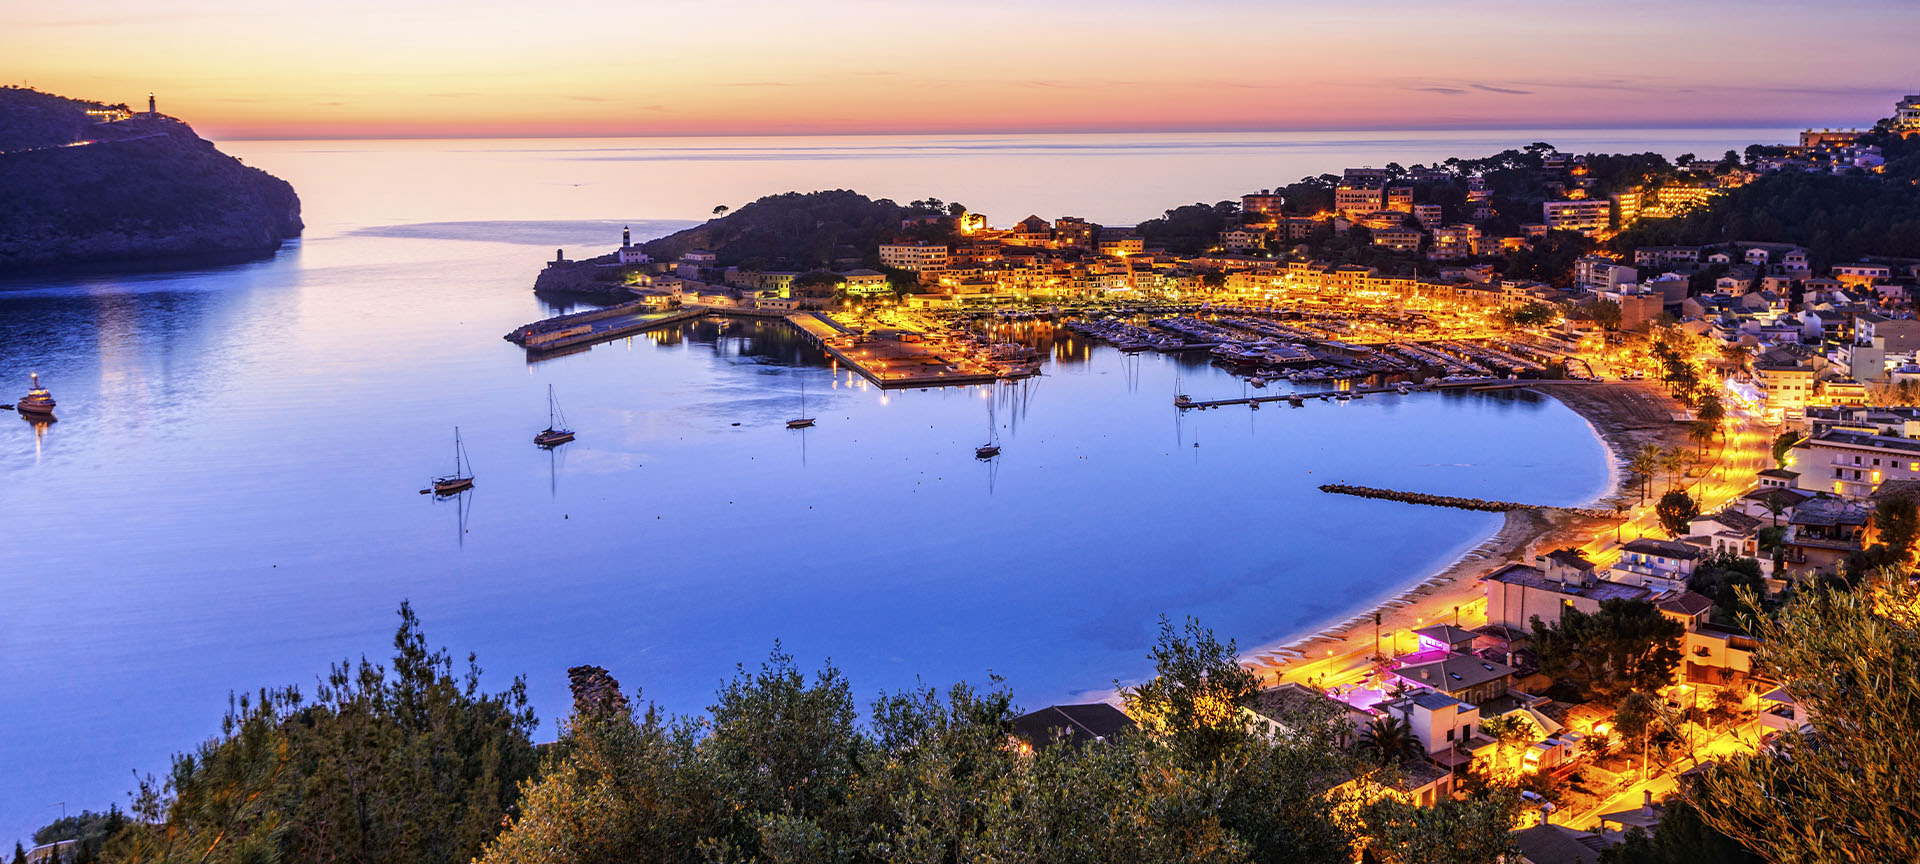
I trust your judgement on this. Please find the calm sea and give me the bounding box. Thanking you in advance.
[0,129,1777,840]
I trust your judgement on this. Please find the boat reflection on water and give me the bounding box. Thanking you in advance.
[22,411,52,464]
[434,487,474,548]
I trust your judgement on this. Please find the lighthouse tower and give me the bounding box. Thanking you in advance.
[617,226,650,265]
[148,92,156,117]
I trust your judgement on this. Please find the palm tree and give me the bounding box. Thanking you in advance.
[1661,446,1689,490]
[1689,418,1717,456]
[1358,714,1425,767]
[1696,392,1726,441]
[1630,444,1662,503]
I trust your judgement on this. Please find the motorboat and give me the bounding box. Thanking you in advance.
[16,372,55,416]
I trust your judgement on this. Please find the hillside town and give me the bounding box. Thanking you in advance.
[501,93,1920,863]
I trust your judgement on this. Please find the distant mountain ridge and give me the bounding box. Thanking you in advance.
[0,87,303,272]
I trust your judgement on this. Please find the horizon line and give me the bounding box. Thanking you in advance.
[208,119,1837,144]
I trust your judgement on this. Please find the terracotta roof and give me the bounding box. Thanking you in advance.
[1657,589,1716,617]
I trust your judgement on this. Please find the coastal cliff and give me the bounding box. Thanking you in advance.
[0,87,303,272]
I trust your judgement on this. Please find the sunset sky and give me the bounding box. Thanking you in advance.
[5,0,1917,139]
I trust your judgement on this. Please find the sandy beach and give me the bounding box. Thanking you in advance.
[1243,380,1692,686]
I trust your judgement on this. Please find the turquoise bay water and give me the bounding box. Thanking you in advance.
[0,128,1777,840]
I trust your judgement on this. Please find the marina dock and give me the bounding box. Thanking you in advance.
[506,301,707,353]
[1173,376,1556,410]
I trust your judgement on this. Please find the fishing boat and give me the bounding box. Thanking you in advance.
[534,384,575,447]
[432,427,475,495]
[786,380,815,429]
[16,372,55,416]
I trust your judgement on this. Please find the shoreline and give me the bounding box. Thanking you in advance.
[1240,380,1687,685]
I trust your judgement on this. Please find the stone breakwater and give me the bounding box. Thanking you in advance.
[1318,483,1617,519]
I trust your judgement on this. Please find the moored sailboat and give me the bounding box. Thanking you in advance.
[975,390,1001,459]
[534,384,575,447]
[787,380,815,429]
[433,427,475,495]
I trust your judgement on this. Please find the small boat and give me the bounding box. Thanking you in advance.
[787,380,815,429]
[16,372,55,416]
[432,427,475,495]
[976,391,1001,459]
[534,384,575,447]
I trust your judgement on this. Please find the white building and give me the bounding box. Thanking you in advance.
[878,241,950,273]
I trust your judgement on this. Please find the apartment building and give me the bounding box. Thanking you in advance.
[878,241,950,273]
[1542,199,1611,235]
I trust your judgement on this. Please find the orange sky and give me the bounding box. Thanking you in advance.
[6,0,1916,138]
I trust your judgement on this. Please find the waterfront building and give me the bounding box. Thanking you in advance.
[1482,554,1650,634]
[840,268,891,295]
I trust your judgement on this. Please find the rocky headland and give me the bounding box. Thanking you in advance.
[0,87,303,272]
